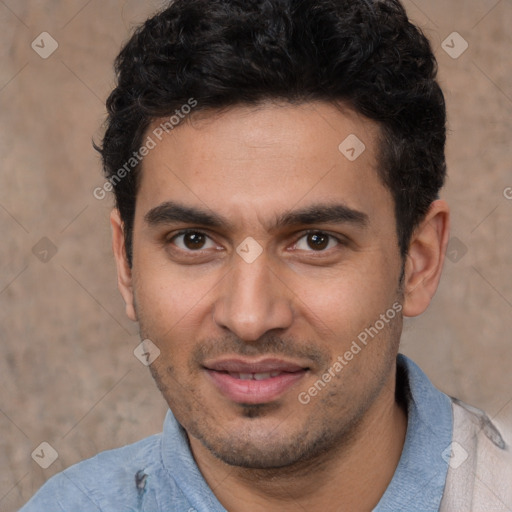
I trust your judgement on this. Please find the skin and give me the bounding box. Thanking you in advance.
[111,101,450,511]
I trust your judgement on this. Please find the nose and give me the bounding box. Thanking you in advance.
[212,251,294,342]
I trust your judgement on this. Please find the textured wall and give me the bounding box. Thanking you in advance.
[1,1,511,510]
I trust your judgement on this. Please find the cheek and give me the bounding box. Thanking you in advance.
[133,258,218,340]
[290,261,398,340]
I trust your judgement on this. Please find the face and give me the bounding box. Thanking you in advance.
[122,102,406,469]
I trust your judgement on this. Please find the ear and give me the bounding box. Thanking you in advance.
[110,209,137,321]
[402,199,450,317]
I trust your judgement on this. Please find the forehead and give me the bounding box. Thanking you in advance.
[135,101,392,230]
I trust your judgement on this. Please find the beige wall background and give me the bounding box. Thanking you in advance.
[1,1,511,510]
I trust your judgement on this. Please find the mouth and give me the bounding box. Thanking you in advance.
[203,358,309,404]
[225,371,286,380]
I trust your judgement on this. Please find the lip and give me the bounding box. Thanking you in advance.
[203,357,309,404]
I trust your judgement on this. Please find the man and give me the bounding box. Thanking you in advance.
[20,0,512,510]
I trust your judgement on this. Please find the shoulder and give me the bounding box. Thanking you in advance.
[20,433,164,512]
[440,398,512,511]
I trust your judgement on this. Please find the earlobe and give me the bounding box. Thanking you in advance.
[402,200,450,317]
[110,209,137,322]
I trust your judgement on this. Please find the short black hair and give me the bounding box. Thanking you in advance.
[97,0,446,266]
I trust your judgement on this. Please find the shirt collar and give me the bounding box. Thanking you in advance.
[161,408,227,511]
[373,354,453,512]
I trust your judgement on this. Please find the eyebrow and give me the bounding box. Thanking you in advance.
[144,200,369,231]
[145,201,226,229]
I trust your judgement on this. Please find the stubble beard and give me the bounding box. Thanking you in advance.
[144,329,402,474]
[135,281,405,473]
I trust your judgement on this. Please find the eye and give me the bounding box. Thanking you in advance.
[170,230,217,251]
[294,231,341,251]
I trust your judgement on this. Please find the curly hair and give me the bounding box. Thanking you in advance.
[97,0,446,266]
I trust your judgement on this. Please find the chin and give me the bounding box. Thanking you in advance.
[206,439,308,469]
[188,414,345,471]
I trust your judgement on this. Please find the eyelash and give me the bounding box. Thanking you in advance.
[167,229,346,253]
[292,230,346,252]
[167,230,213,248]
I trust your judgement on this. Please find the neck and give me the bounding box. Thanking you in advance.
[189,368,407,512]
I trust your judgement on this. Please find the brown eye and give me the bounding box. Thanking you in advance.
[307,232,329,250]
[182,232,206,250]
[171,231,215,251]
[293,231,341,252]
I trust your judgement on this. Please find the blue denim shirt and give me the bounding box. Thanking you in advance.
[19,354,453,511]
